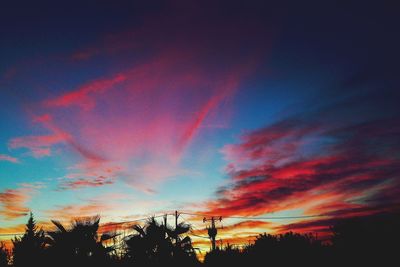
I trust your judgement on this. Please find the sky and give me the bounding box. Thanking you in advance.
[1,0,399,250]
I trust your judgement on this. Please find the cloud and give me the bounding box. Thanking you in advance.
[176,75,239,156]
[55,164,122,191]
[10,111,109,161]
[44,74,126,110]
[44,200,110,222]
[17,46,254,192]
[58,175,115,190]
[0,154,19,163]
[0,224,26,249]
[8,134,67,157]
[0,184,40,220]
[6,1,270,194]
[202,88,400,230]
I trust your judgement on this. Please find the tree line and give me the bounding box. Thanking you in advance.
[0,212,398,267]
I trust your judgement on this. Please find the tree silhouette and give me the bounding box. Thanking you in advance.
[12,213,46,267]
[3,212,400,267]
[167,220,197,263]
[124,217,198,266]
[45,216,114,267]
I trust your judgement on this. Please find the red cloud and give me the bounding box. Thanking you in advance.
[202,117,400,229]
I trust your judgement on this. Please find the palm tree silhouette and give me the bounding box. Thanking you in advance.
[45,215,114,266]
[124,217,197,266]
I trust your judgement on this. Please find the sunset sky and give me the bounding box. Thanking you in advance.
[1,1,399,250]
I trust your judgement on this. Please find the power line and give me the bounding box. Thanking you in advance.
[180,214,210,240]
[0,211,327,238]
[101,214,166,227]
[179,212,327,220]
[189,232,210,239]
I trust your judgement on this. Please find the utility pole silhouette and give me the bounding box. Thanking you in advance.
[203,216,222,251]
[164,214,168,239]
[175,211,179,244]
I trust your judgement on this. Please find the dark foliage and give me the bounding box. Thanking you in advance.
[0,243,9,267]
[330,213,400,266]
[123,217,199,267]
[4,212,399,267]
[204,212,400,267]
[204,232,327,267]
[44,216,115,267]
[12,213,46,267]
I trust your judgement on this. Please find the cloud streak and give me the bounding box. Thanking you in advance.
[45,74,126,110]
[0,154,19,163]
[202,88,400,232]
[0,184,39,220]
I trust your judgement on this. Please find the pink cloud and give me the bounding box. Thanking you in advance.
[11,8,268,191]
[0,154,19,163]
[23,50,250,191]
[176,75,239,156]
[45,74,126,110]
[58,165,121,191]
[8,134,67,157]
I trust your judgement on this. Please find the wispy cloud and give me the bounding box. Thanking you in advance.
[12,52,251,192]
[44,74,126,110]
[0,183,43,220]
[44,200,110,222]
[8,134,67,158]
[0,154,19,163]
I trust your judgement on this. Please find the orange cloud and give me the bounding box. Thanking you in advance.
[44,201,110,222]
[0,187,32,220]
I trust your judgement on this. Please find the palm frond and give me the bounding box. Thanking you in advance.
[51,220,67,233]
[101,232,120,241]
[133,224,146,237]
